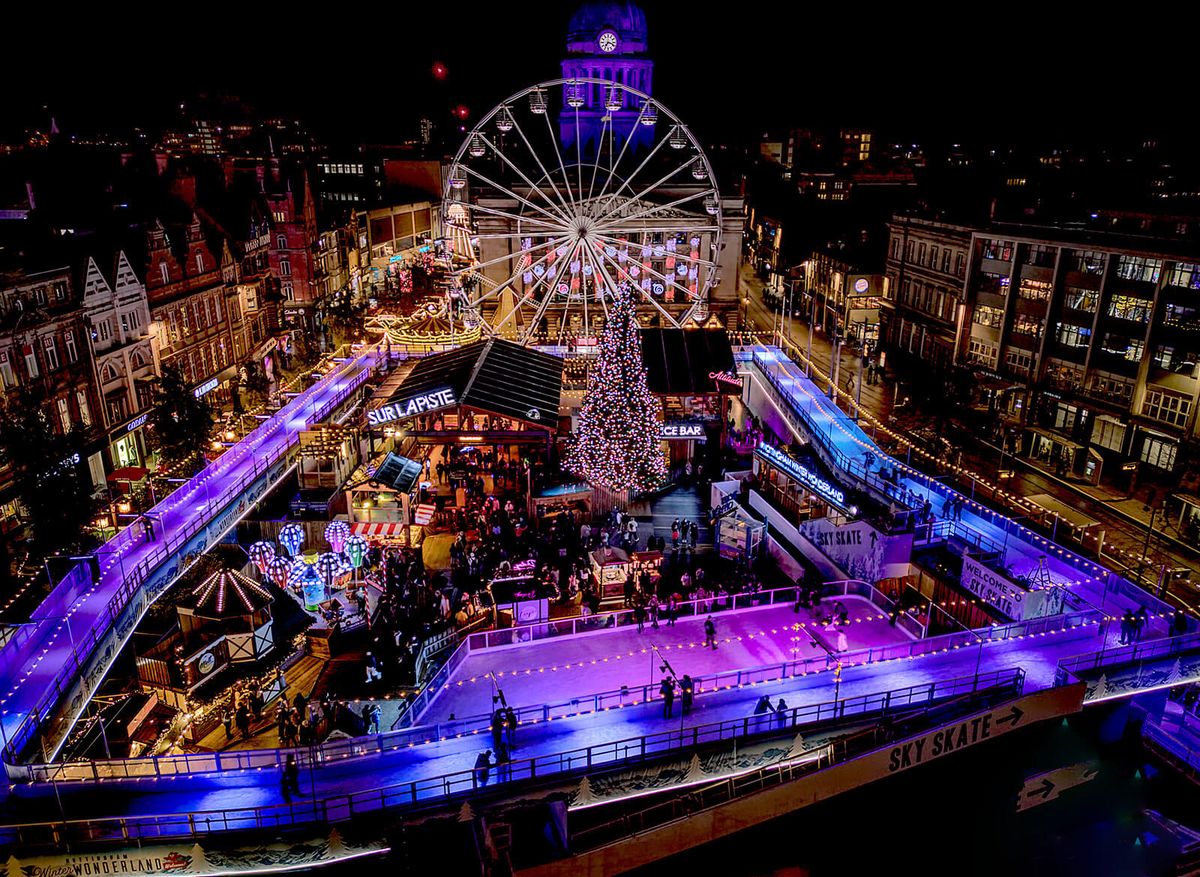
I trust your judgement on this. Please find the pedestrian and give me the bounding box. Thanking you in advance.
[504,705,517,749]
[689,521,698,549]
[660,676,676,718]
[680,674,694,716]
[635,601,647,634]
[1119,611,1132,646]
[775,698,788,728]
[1135,606,1148,642]
[235,702,251,739]
[365,651,382,683]
[491,709,505,752]
[475,749,494,786]
[221,707,233,740]
[369,703,382,734]
[356,587,368,617]
[704,616,718,650]
[836,628,849,652]
[753,695,773,715]
[666,594,678,626]
[142,516,155,543]
[648,594,660,629]
[281,754,302,802]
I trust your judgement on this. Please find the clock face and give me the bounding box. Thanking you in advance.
[598,30,618,53]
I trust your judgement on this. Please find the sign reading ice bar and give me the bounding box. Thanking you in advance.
[755,444,846,506]
[660,422,706,440]
[368,387,457,426]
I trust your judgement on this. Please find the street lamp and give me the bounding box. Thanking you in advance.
[1135,499,1161,587]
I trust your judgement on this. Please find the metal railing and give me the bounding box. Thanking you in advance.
[0,668,1024,849]
[1,352,376,766]
[1055,629,1200,686]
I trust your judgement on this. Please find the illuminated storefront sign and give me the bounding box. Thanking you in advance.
[126,414,149,432]
[755,444,846,506]
[709,370,743,389]
[193,378,219,398]
[368,387,457,426]
[659,421,706,440]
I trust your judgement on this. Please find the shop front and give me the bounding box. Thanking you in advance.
[109,411,151,471]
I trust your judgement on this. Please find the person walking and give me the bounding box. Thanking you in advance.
[281,754,302,802]
[504,705,517,750]
[221,707,233,740]
[368,703,382,734]
[634,601,647,634]
[491,709,505,753]
[235,702,251,739]
[475,750,494,787]
[704,616,718,650]
[680,675,694,716]
[648,594,660,630]
[775,698,789,728]
[666,593,678,627]
[364,651,383,683]
[660,676,676,718]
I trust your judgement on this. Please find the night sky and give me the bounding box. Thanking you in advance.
[3,3,1194,148]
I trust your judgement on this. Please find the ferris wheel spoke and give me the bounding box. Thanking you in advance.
[590,245,680,327]
[455,233,569,277]
[540,108,577,213]
[597,189,713,231]
[592,231,720,269]
[593,99,650,211]
[591,242,693,307]
[594,127,672,220]
[504,113,577,222]
[583,247,612,321]
[475,132,572,225]
[461,163,569,230]
[592,158,702,228]
[586,109,612,206]
[465,201,565,232]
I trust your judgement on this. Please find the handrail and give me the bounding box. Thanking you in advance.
[1055,629,1200,686]
[13,596,1097,783]
[1,351,377,766]
[0,668,1024,848]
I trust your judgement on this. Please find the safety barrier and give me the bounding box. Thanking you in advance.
[0,668,1024,848]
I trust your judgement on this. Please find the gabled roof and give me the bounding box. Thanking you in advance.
[387,338,563,426]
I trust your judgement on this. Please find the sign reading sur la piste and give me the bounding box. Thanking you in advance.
[368,387,457,426]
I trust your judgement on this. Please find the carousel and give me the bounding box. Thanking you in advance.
[364,297,482,354]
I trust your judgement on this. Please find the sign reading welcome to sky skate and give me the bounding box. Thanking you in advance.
[368,387,457,426]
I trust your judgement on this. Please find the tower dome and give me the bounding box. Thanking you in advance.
[566,1,648,54]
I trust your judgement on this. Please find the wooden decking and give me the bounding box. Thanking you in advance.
[194,655,324,752]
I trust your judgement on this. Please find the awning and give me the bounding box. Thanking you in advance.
[351,522,408,539]
[1025,493,1100,530]
[107,466,150,482]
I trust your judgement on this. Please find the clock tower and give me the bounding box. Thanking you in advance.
[560,1,654,151]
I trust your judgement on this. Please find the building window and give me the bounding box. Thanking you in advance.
[180,307,190,332]
[56,397,71,432]
[159,263,170,285]
[1026,244,1056,267]
[1115,255,1163,283]
[64,330,78,363]
[941,249,952,273]
[1053,403,1079,432]
[1142,388,1192,427]
[1166,262,1200,289]
[1164,302,1200,331]
[273,213,287,225]
[34,288,47,307]
[23,344,38,378]
[282,283,294,301]
[1091,417,1125,452]
[1107,295,1152,323]
[195,253,205,273]
[967,339,998,368]
[1090,373,1135,401]
[76,390,92,428]
[1063,287,1098,313]
[1018,279,1053,301]
[43,335,59,371]
[1004,348,1033,372]
[1012,313,1044,338]
[982,240,1014,261]
[972,305,1004,328]
[0,352,14,388]
[955,253,966,277]
[96,319,112,342]
[1141,435,1177,471]
[277,234,287,249]
[1070,250,1106,275]
[1055,323,1092,348]
[280,260,291,276]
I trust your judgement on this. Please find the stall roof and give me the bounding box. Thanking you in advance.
[640,328,737,395]
[386,338,563,426]
[374,453,422,492]
[1025,493,1100,530]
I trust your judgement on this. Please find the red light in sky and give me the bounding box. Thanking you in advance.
[432,62,447,79]
[453,104,470,120]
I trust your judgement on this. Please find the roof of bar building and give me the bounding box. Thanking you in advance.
[639,327,738,395]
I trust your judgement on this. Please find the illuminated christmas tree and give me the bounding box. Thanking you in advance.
[568,290,667,493]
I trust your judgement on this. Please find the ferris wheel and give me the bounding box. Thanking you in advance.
[442,78,722,346]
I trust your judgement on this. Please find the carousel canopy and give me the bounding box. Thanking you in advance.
[639,328,736,395]
[180,568,274,620]
[388,338,563,427]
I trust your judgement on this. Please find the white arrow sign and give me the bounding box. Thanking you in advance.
[1017,761,1099,812]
